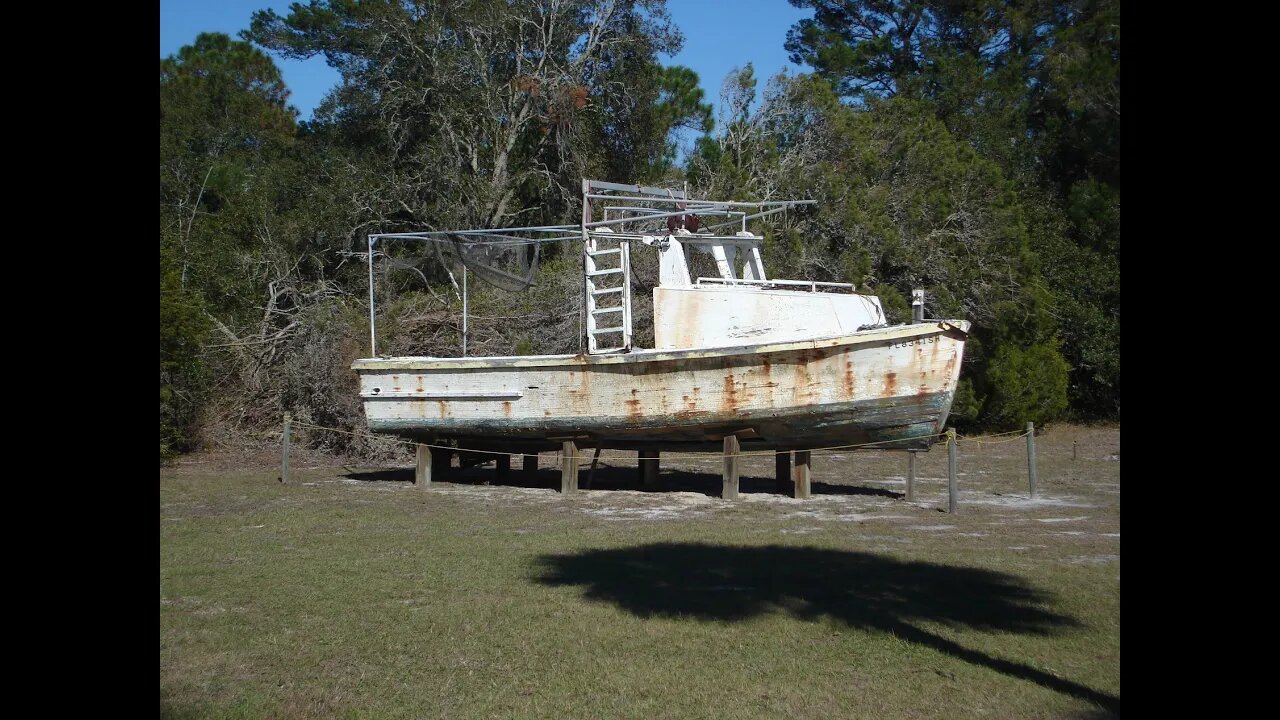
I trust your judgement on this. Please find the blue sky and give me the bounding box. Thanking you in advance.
[160,0,813,131]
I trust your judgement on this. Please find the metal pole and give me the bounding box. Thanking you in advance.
[373,223,580,238]
[582,193,815,209]
[462,265,468,357]
[367,237,376,356]
[281,413,292,483]
[912,289,924,323]
[1027,421,1038,498]
[581,179,590,354]
[947,428,958,514]
[704,204,809,232]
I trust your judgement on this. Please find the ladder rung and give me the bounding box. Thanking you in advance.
[591,287,624,295]
[591,326,625,334]
[587,268,623,277]
[592,306,623,314]
[588,248,622,257]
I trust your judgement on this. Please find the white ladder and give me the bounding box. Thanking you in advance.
[584,228,632,353]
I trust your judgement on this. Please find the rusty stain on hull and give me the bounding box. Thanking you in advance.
[723,374,738,412]
[625,388,642,419]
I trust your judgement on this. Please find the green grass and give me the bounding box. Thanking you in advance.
[161,424,1119,719]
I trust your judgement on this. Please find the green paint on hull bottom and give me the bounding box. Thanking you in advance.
[367,391,956,452]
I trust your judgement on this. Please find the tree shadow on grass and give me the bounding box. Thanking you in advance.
[534,543,1118,716]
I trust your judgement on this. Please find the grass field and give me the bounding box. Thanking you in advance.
[160,424,1119,719]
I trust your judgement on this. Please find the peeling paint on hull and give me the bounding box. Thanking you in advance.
[353,321,968,452]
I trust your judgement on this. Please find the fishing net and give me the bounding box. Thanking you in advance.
[382,232,571,293]
[443,235,544,292]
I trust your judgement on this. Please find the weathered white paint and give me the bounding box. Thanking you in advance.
[653,286,886,349]
[741,241,766,281]
[353,321,967,446]
[655,230,768,287]
[354,321,959,370]
[711,243,736,280]
[657,236,693,288]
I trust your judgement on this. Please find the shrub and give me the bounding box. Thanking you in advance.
[160,264,211,461]
[981,342,1070,430]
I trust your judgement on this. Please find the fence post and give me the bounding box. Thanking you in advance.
[281,413,292,483]
[560,441,578,494]
[906,451,916,502]
[722,435,740,500]
[793,450,812,499]
[1027,421,1038,498]
[415,443,432,486]
[947,428,958,514]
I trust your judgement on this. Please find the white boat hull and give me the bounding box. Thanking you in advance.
[352,321,969,452]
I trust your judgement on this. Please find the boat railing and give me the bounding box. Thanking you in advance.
[585,230,763,245]
[363,180,821,357]
[693,277,856,293]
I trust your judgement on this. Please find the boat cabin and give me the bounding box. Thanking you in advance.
[579,180,887,353]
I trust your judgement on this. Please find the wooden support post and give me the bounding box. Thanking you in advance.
[947,428,958,514]
[415,443,432,486]
[775,451,792,495]
[496,453,510,483]
[906,451,916,502]
[281,413,291,483]
[560,441,578,494]
[523,453,538,478]
[639,450,659,487]
[1027,421,1037,498]
[793,450,811,499]
[722,435,740,500]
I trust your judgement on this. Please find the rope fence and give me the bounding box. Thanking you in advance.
[288,418,1027,461]
[281,416,1050,511]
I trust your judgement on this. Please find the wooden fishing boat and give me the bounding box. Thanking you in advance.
[353,180,969,454]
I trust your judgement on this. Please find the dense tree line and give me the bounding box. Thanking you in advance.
[160,0,1118,461]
